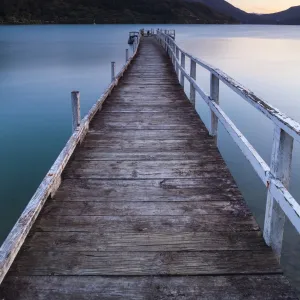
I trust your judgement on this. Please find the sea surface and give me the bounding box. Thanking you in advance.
[0,24,300,293]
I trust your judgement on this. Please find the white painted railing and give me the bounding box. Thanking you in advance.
[156,30,300,259]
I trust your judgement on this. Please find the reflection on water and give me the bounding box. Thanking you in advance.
[0,24,300,294]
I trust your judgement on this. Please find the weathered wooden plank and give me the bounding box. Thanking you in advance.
[93,112,201,122]
[23,231,266,252]
[86,129,207,140]
[112,85,183,92]
[79,138,216,153]
[9,250,281,275]
[74,150,219,161]
[104,96,188,105]
[41,200,250,216]
[1,275,296,300]
[102,104,194,113]
[53,180,242,206]
[63,160,228,179]
[54,178,244,202]
[90,121,202,130]
[34,215,259,233]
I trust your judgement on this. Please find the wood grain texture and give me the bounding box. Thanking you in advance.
[23,231,266,251]
[53,178,244,202]
[63,160,228,179]
[34,215,259,233]
[9,250,281,276]
[41,200,250,216]
[1,275,297,300]
[0,36,297,299]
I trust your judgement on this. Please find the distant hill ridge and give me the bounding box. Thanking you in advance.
[187,0,300,24]
[0,0,237,24]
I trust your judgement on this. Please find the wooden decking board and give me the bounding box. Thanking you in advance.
[41,200,250,216]
[33,215,259,233]
[53,178,244,202]
[9,250,281,276]
[0,37,297,299]
[1,275,296,300]
[23,231,266,252]
[63,160,229,179]
[86,129,208,139]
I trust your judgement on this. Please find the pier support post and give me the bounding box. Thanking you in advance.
[190,59,196,106]
[264,127,293,259]
[175,47,180,77]
[180,53,185,87]
[210,73,220,141]
[71,91,81,132]
[111,62,115,82]
[126,49,129,62]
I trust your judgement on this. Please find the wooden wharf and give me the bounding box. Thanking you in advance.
[0,29,299,299]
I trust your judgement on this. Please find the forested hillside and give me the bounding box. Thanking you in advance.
[0,0,237,24]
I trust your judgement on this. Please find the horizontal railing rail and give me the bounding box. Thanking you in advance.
[156,30,300,259]
[0,33,142,284]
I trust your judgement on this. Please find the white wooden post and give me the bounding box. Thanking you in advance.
[190,59,197,106]
[126,49,129,62]
[264,126,294,259]
[175,47,179,76]
[210,73,220,140]
[166,37,168,55]
[171,40,173,59]
[71,91,81,132]
[111,62,115,82]
[180,53,185,87]
[133,40,136,53]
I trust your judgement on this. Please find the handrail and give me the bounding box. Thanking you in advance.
[160,33,300,143]
[156,30,300,260]
[0,32,142,284]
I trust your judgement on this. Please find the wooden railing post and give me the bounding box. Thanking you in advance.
[133,40,136,53]
[171,41,175,65]
[175,47,180,76]
[71,91,81,132]
[264,126,294,259]
[190,59,197,106]
[210,73,220,140]
[165,37,167,52]
[126,49,129,62]
[180,52,185,87]
[111,62,115,82]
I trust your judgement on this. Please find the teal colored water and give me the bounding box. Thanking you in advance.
[0,25,299,293]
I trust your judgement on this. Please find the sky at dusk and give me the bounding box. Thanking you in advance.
[227,0,300,13]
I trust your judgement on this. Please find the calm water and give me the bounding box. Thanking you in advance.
[0,24,300,292]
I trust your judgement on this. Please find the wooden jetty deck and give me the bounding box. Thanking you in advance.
[0,32,299,299]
